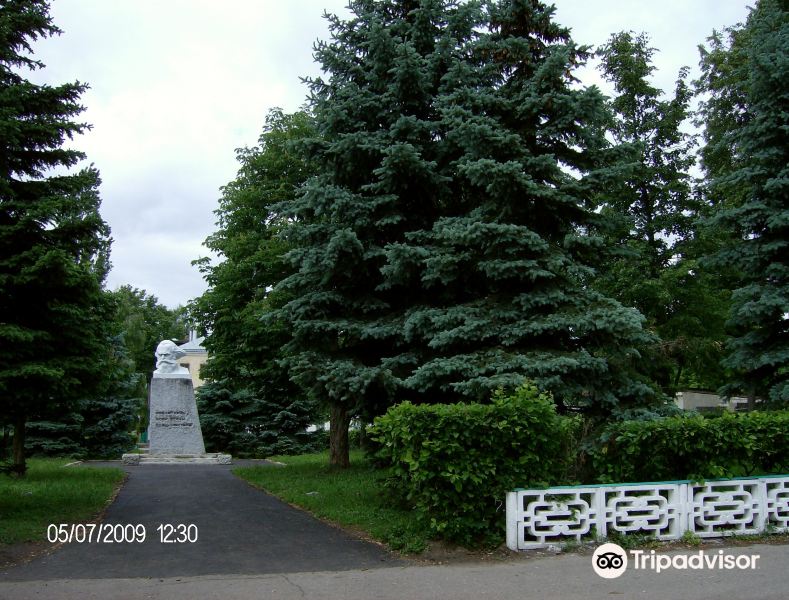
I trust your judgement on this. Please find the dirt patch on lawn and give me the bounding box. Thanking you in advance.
[0,541,52,570]
[412,540,551,565]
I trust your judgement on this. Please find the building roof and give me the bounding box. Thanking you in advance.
[178,335,207,354]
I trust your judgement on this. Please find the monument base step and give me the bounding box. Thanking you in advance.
[122,453,231,465]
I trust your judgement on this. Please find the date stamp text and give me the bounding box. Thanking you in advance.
[47,523,198,544]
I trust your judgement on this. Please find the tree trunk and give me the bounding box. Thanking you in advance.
[12,414,27,476]
[328,403,351,468]
[1,425,8,460]
[358,421,368,452]
[673,364,683,390]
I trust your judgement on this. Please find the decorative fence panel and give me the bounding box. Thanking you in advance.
[506,475,789,550]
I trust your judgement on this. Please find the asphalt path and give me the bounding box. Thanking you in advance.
[0,462,402,581]
[1,544,787,600]
[2,463,787,599]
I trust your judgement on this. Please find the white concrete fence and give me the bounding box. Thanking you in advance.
[506,475,789,550]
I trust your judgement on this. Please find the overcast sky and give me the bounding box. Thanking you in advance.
[26,0,751,308]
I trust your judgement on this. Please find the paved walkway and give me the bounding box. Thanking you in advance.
[1,463,787,599]
[1,544,787,600]
[0,462,401,581]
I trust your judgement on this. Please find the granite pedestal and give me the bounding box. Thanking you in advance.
[148,373,206,455]
[122,371,230,465]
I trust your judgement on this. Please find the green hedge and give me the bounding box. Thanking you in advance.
[590,410,789,482]
[371,383,578,546]
[372,392,789,546]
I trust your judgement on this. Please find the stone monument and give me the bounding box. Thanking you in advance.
[122,339,230,465]
[148,339,206,455]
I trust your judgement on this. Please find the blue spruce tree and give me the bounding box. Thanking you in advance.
[277,0,657,466]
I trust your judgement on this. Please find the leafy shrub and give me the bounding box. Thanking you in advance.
[590,410,789,482]
[349,425,374,451]
[371,383,578,546]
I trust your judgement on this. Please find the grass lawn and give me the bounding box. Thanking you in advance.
[234,451,430,553]
[0,458,125,544]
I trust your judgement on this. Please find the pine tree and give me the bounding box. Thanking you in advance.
[703,0,788,406]
[25,331,140,459]
[76,332,140,459]
[0,0,111,474]
[277,0,657,467]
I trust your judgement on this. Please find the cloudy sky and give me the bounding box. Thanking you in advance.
[26,0,751,308]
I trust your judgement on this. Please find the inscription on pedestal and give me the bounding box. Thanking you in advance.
[154,410,194,428]
[148,372,206,456]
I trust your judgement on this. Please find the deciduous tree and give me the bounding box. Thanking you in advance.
[110,285,188,378]
[191,109,318,455]
[594,31,729,392]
